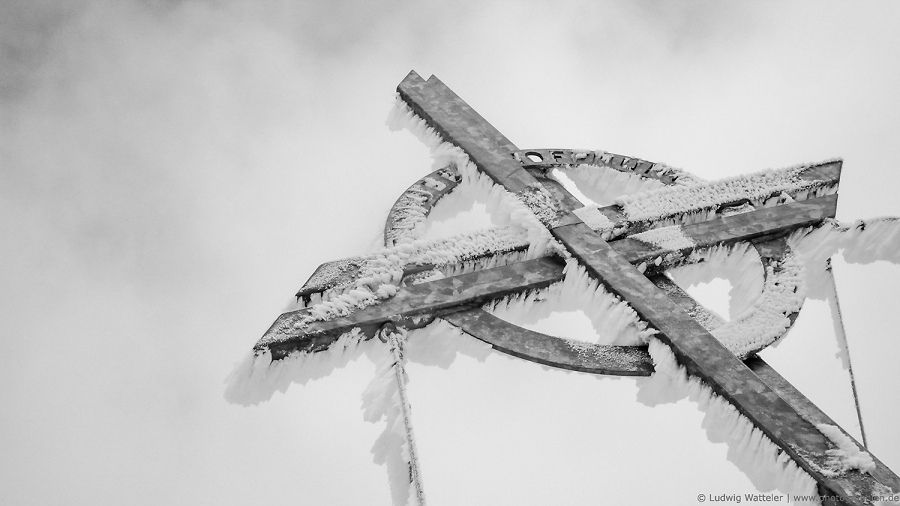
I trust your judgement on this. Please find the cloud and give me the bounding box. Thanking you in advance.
[2,1,899,503]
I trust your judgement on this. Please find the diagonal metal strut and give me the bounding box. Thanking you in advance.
[397,70,899,506]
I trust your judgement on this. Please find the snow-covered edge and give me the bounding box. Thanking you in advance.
[385,167,462,246]
[664,243,804,359]
[292,226,529,307]
[615,162,838,223]
[814,424,876,476]
[711,249,806,358]
[270,226,535,348]
[572,205,613,231]
[663,216,900,359]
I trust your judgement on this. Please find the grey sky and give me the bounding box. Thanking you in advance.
[2,1,899,504]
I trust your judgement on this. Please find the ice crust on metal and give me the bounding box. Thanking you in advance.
[230,70,900,506]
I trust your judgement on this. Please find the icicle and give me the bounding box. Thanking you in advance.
[387,184,434,245]
[789,217,900,273]
[639,338,821,504]
[389,95,565,260]
[224,329,373,406]
[487,259,656,345]
[711,251,806,358]
[786,215,900,370]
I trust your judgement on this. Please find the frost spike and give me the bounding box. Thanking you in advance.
[443,308,654,376]
[611,194,837,274]
[259,257,565,360]
[397,71,898,504]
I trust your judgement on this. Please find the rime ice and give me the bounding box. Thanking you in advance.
[228,76,900,506]
[815,423,876,475]
[641,339,821,504]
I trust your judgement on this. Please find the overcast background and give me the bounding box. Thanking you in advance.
[2,1,899,505]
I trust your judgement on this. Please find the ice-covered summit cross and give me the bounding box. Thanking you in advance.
[231,71,899,506]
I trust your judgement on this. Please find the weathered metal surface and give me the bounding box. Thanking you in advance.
[260,256,566,359]
[443,308,654,376]
[746,357,900,496]
[514,148,687,185]
[610,194,838,274]
[289,211,809,373]
[648,233,803,359]
[295,257,363,304]
[396,72,898,504]
[516,149,578,166]
[798,160,843,183]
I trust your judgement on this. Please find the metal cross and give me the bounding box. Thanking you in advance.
[250,71,899,505]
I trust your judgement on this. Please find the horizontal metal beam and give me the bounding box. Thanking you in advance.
[610,194,838,272]
[259,256,566,359]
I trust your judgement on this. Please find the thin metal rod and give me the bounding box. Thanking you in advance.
[826,260,868,447]
[386,326,427,506]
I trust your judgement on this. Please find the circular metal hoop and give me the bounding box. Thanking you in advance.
[384,156,805,375]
